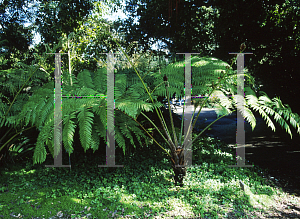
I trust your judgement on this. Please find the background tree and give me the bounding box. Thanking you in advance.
[34,0,93,46]
[0,0,36,69]
[121,0,300,114]
[120,0,219,59]
[210,0,300,114]
[33,0,124,80]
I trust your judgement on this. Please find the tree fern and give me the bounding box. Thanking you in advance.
[69,33,300,186]
[240,106,256,131]
[91,101,107,128]
[6,41,300,171]
[12,67,159,164]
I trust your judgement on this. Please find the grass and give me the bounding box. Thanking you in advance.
[0,133,299,218]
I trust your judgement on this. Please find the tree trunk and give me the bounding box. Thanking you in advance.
[171,148,186,187]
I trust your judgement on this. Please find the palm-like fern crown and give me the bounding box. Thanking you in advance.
[3,55,300,164]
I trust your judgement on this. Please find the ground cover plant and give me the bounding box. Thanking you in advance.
[1,131,300,218]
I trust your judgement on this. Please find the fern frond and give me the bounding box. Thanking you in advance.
[62,112,76,154]
[119,121,136,150]
[37,98,54,128]
[116,100,137,119]
[92,115,106,139]
[91,103,107,127]
[17,81,53,127]
[268,97,300,138]
[77,107,94,152]
[254,105,276,132]
[114,127,126,154]
[245,90,285,134]
[77,69,95,89]
[10,93,29,115]
[115,74,127,99]
[127,122,148,149]
[211,90,233,110]
[90,128,100,152]
[214,104,233,118]
[53,120,63,157]
[241,106,257,131]
[34,118,53,164]
[74,87,99,97]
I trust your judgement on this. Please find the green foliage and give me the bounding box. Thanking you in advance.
[104,30,300,188]
[0,135,299,218]
[121,0,218,54]
[0,136,35,164]
[14,67,162,164]
[3,46,300,175]
[0,0,36,70]
[211,0,300,113]
[137,54,300,152]
[56,10,125,77]
[121,0,300,114]
[35,0,94,45]
[0,60,52,164]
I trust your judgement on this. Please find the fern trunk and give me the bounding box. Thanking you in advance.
[170,148,186,187]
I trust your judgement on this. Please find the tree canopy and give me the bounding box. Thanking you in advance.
[120,0,300,113]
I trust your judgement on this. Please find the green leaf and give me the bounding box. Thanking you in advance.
[62,112,76,154]
[77,108,94,151]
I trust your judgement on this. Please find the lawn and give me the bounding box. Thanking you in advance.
[0,134,299,218]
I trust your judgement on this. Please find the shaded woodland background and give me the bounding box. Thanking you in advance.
[1,0,299,113]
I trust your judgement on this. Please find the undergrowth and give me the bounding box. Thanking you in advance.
[0,133,299,219]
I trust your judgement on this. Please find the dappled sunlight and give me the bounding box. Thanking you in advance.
[1,133,300,218]
[161,198,195,218]
[193,59,210,67]
[243,183,276,209]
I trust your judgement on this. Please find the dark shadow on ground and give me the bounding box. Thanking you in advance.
[203,110,300,197]
[173,106,300,197]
